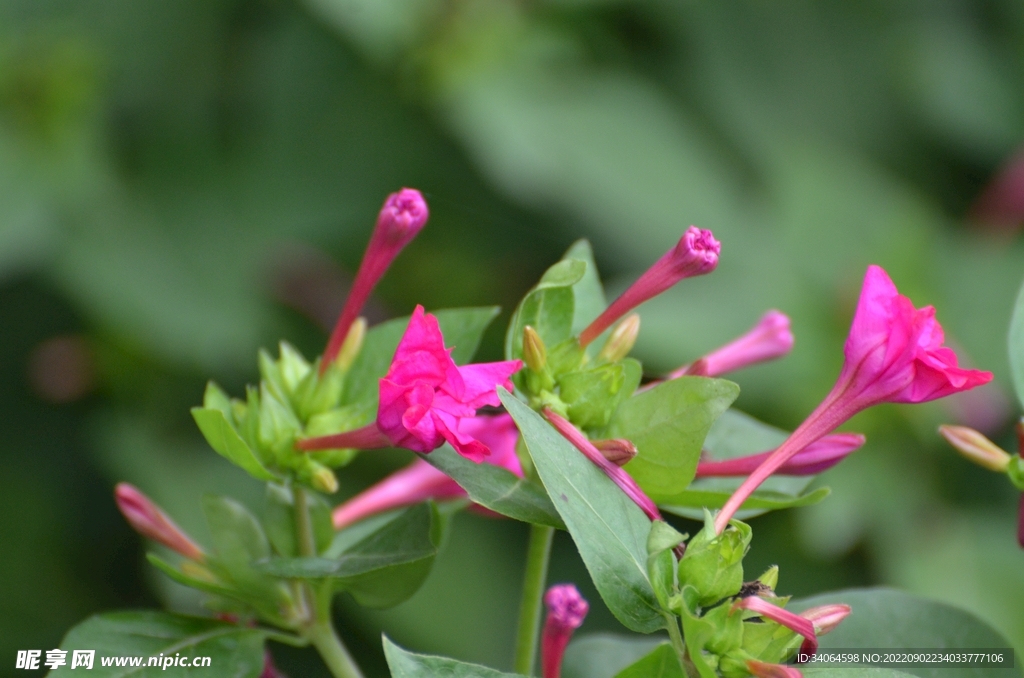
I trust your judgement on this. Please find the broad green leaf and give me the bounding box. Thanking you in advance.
[1008,276,1024,408]
[190,408,277,481]
[562,634,665,678]
[424,445,565,529]
[614,643,685,678]
[501,389,663,633]
[202,496,286,606]
[563,239,607,336]
[791,588,1020,678]
[505,259,586,362]
[657,409,828,520]
[50,611,265,676]
[383,635,527,677]
[344,306,501,407]
[257,503,440,608]
[605,377,738,497]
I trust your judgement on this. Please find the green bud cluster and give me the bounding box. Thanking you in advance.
[193,330,369,493]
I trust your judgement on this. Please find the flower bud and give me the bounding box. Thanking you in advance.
[591,438,638,466]
[310,464,339,494]
[542,584,589,678]
[115,483,205,561]
[939,425,1011,472]
[800,604,851,636]
[598,314,640,362]
[523,326,548,372]
[335,317,366,371]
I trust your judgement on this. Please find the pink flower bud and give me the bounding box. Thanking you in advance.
[114,483,205,562]
[543,408,661,521]
[938,425,1012,472]
[591,438,638,467]
[322,189,429,371]
[714,266,991,534]
[542,584,589,678]
[800,604,851,636]
[695,433,864,478]
[579,227,719,347]
[670,310,794,379]
[732,596,817,657]
[746,660,803,678]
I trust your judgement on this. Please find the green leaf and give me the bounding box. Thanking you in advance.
[563,239,607,336]
[505,259,586,362]
[791,588,1021,678]
[1008,276,1024,409]
[344,306,501,408]
[383,635,527,677]
[657,409,829,520]
[562,634,666,678]
[604,377,738,498]
[501,389,663,633]
[559,359,642,430]
[424,445,565,529]
[614,643,685,678]
[50,611,266,677]
[202,496,285,605]
[191,408,277,481]
[257,503,440,608]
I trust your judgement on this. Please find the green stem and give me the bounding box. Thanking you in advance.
[514,524,555,675]
[663,613,696,678]
[292,485,364,678]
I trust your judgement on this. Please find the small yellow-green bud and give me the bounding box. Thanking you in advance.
[939,425,1011,472]
[523,326,548,372]
[599,314,640,362]
[310,465,339,494]
[756,564,779,591]
[335,317,367,370]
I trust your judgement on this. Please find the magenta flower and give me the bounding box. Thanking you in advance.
[669,310,794,379]
[543,408,661,521]
[579,227,720,347]
[695,433,864,478]
[332,414,521,529]
[541,584,589,678]
[732,596,818,657]
[115,483,205,562]
[321,188,429,371]
[714,265,992,533]
[800,604,852,636]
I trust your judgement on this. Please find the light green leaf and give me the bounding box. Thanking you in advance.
[614,643,685,678]
[605,377,738,498]
[562,634,665,678]
[563,239,607,336]
[383,635,528,677]
[424,445,565,529]
[505,259,586,362]
[501,389,663,633]
[50,611,266,676]
[191,408,277,481]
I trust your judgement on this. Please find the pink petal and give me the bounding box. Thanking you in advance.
[450,360,523,409]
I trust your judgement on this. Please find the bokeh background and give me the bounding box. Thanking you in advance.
[2,0,1024,675]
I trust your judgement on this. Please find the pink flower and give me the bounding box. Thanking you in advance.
[746,660,803,678]
[579,227,720,347]
[322,188,429,371]
[332,414,521,529]
[543,408,661,521]
[376,306,521,461]
[669,310,794,378]
[732,596,817,657]
[115,483,205,561]
[541,584,589,678]
[800,604,852,636]
[714,265,992,534]
[695,433,864,477]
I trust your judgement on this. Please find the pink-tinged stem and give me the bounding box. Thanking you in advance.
[333,459,464,530]
[542,408,661,521]
[541,585,589,678]
[297,423,392,452]
[322,189,428,372]
[115,483,206,561]
[732,596,818,657]
[695,433,864,477]
[578,227,719,347]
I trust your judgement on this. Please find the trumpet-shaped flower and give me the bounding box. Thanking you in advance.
[695,433,864,477]
[670,310,793,378]
[715,265,992,533]
[541,584,589,678]
[115,483,205,561]
[332,414,521,529]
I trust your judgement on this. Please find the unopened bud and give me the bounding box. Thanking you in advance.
[591,438,638,466]
[335,317,366,370]
[542,584,589,678]
[115,483,205,561]
[523,326,548,372]
[800,604,851,636]
[599,314,640,362]
[310,465,339,494]
[939,425,1011,472]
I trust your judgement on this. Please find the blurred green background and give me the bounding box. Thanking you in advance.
[2,0,1024,675]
